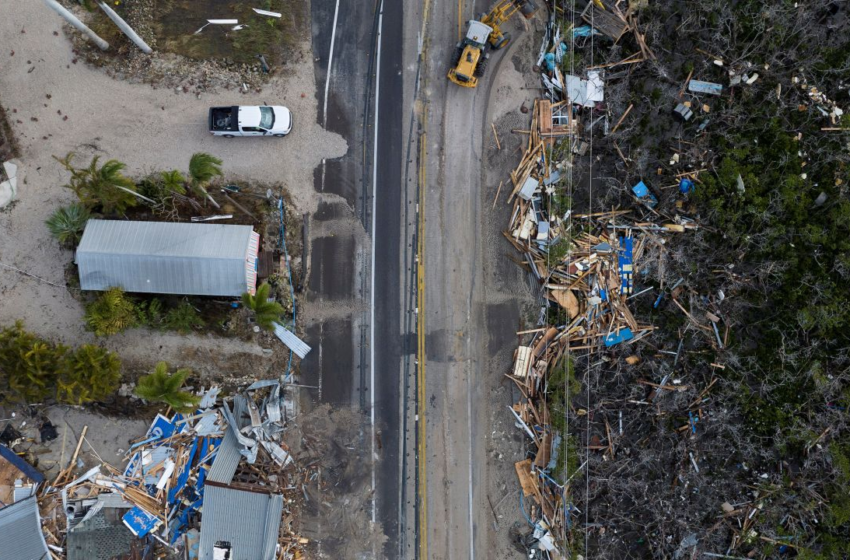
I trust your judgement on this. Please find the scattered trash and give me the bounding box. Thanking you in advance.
[252,8,282,18]
[632,180,658,208]
[688,80,723,96]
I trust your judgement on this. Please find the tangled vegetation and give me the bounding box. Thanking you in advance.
[540,0,850,558]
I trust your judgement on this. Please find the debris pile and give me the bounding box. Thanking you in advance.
[31,381,306,560]
[537,0,654,102]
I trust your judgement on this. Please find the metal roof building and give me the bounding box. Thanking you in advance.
[199,482,283,560]
[0,496,50,560]
[76,220,260,297]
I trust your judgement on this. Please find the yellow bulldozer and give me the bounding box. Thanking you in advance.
[447,0,538,88]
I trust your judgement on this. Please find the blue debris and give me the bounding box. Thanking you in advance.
[572,25,601,38]
[632,181,658,209]
[603,328,634,347]
[123,506,160,537]
[543,52,556,72]
[679,178,695,194]
[618,236,634,295]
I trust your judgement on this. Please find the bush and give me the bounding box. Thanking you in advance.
[45,204,91,247]
[163,301,204,334]
[85,287,137,336]
[58,344,122,405]
[0,321,120,405]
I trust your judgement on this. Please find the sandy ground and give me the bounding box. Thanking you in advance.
[0,1,347,372]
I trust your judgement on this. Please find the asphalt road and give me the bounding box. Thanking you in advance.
[306,0,524,557]
[305,0,407,557]
[411,0,526,558]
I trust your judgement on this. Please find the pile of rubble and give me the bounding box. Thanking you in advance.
[0,381,306,560]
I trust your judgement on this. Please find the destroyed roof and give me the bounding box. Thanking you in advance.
[0,496,50,560]
[67,499,134,560]
[207,427,240,484]
[199,482,284,560]
[0,444,44,484]
[75,219,260,297]
[563,71,604,107]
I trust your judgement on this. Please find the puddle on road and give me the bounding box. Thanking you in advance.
[154,0,289,65]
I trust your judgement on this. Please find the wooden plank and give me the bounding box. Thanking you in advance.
[515,459,536,498]
[582,3,628,41]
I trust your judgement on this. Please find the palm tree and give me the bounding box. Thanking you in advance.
[188,153,223,207]
[242,282,284,330]
[134,361,201,412]
[160,170,187,196]
[45,204,91,247]
[55,153,138,214]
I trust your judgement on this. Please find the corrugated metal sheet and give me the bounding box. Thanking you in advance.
[0,496,50,560]
[207,428,240,484]
[272,323,311,359]
[199,484,283,560]
[75,220,258,297]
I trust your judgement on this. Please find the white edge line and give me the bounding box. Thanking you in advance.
[371,0,384,527]
[322,0,341,126]
[320,0,340,193]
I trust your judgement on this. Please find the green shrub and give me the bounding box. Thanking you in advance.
[58,344,121,405]
[85,287,137,336]
[45,204,91,247]
[164,301,204,334]
[0,321,120,405]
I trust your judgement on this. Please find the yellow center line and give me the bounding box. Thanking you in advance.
[417,131,428,560]
[457,0,463,41]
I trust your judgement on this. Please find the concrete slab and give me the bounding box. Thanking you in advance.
[3,161,17,180]
[0,180,13,208]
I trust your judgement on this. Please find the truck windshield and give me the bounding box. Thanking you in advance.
[259,107,275,129]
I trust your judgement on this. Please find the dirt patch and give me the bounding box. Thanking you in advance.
[0,100,18,162]
[284,404,387,559]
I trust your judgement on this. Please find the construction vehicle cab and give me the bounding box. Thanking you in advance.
[447,0,538,88]
[447,21,493,88]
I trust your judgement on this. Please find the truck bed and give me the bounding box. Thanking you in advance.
[209,106,238,132]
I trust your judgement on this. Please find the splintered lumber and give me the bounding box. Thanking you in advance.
[610,103,634,134]
[513,346,533,378]
[515,459,537,498]
[534,432,552,469]
[491,123,501,150]
[581,2,628,41]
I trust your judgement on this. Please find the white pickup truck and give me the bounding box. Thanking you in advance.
[208,105,293,137]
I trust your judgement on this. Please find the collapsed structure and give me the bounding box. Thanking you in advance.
[18,381,306,560]
[500,3,694,557]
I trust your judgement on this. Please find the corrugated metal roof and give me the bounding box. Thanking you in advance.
[199,484,283,560]
[207,428,240,484]
[75,220,258,297]
[0,497,50,560]
[272,323,311,359]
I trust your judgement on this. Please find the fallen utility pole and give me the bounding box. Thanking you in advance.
[97,1,152,54]
[43,0,109,51]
